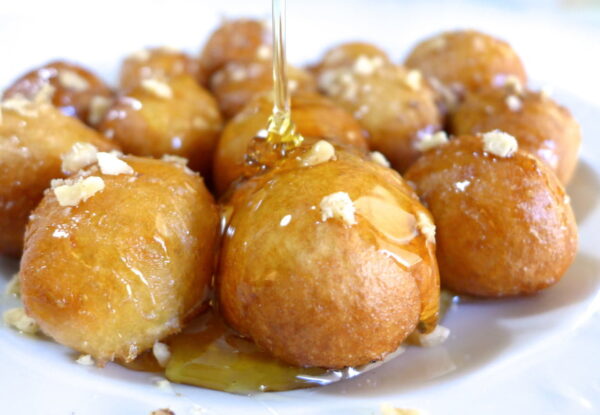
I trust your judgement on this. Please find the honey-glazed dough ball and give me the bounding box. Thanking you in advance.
[0,96,118,256]
[198,18,272,83]
[20,155,219,363]
[218,143,440,368]
[405,133,577,297]
[119,46,199,93]
[404,30,527,99]
[213,91,369,194]
[210,60,316,119]
[449,84,581,184]
[3,60,113,126]
[99,75,222,176]
[314,51,442,172]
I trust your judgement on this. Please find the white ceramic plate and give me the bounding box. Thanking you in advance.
[1,1,599,414]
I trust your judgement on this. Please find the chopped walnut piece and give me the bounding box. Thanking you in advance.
[482,130,518,157]
[61,142,99,174]
[320,192,357,226]
[76,354,95,366]
[505,94,522,111]
[302,140,336,166]
[3,307,39,334]
[152,342,171,368]
[97,152,134,175]
[369,151,390,167]
[52,176,105,207]
[58,70,90,91]
[88,95,113,125]
[141,79,173,99]
[404,70,422,91]
[415,131,448,152]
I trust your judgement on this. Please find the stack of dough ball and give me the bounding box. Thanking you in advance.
[99,74,222,177]
[405,133,578,297]
[20,155,219,363]
[449,82,581,184]
[199,18,316,118]
[119,46,199,92]
[218,141,440,368]
[0,95,118,256]
[404,30,527,108]
[313,42,442,173]
[3,61,113,126]
[213,91,369,194]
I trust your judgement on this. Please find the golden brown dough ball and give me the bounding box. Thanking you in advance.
[314,49,442,172]
[199,18,272,82]
[405,133,577,297]
[218,143,440,368]
[404,30,527,100]
[3,60,113,126]
[119,47,199,93]
[20,155,219,363]
[99,75,222,177]
[213,91,369,194]
[209,60,317,119]
[0,97,118,256]
[449,85,581,184]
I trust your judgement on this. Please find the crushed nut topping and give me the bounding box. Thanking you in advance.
[76,354,95,366]
[6,273,20,297]
[53,176,105,206]
[1,95,39,117]
[141,79,173,99]
[58,70,90,91]
[61,142,99,174]
[152,342,171,368]
[369,151,390,168]
[88,95,112,125]
[320,192,357,226]
[3,307,39,334]
[482,130,518,157]
[505,94,522,112]
[415,131,448,152]
[404,69,422,91]
[353,55,384,76]
[97,152,134,175]
[302,140,336,166]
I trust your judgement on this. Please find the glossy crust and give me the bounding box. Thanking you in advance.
[119,47,199,92]
[210,60,317,119]
[99,75,223,177]
[314,45,442,172]
[20,156,219,363]
[405,135,578,297]
[0,102,118,256]
[213,91,369,194]
[405,30,526,97]
[449,88,581,184]
[198,18,272,83]
[218,146,440,368]
[3,61,113,126]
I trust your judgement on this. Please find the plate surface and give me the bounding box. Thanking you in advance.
[1,1,599,414]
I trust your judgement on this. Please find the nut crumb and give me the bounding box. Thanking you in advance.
[416,211,436,244]
[6,273,20,297]
[141,79,173,99]
[97,152,134,175]
[415,131,448,152]
[61,142,99,174]
[53,176,105,207]
[505,94,522,112]
[76,354,95,366]
[482,130,518,157]
[88,95,112,125]
[320,192,357,226]
[381,404,427,415]
[404,69,422,91]
[302,140,335,166]
[407,325,450,347]
[369,151,390,168]
[3,307,38,334]
[152,377,174,393]
[353,55,384,76]
[153,342,171,368]
[1,94,39,117]
[58,70,89,92]
[33,83,56,103]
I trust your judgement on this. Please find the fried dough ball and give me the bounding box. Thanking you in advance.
[405,133,577,297]
[314,47,442,172]
[218,143,440,368]
[20,156,219,363]
[210,60,317,119]
[0,97,118,256]
[213,91,369,194]
[449,85,581,184]
[99,75,222,176]
[199,18,272,82]
[3,60,113,126]
[119,47,199,93]
[404,30,527,99]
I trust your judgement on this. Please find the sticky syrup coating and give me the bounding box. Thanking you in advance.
[449,87,581,184]
[119,47,199,93]
[218,146,440,368]
[20,156,219,363]
[404,30,527,96]
[209,60,317,119]
[213,91,369,194]
[405,135,578,297]
[99,75,223,177]
[198,18,272,84]
[0,103,118,256]
[314,45,442,172]
[3,60,113,126]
